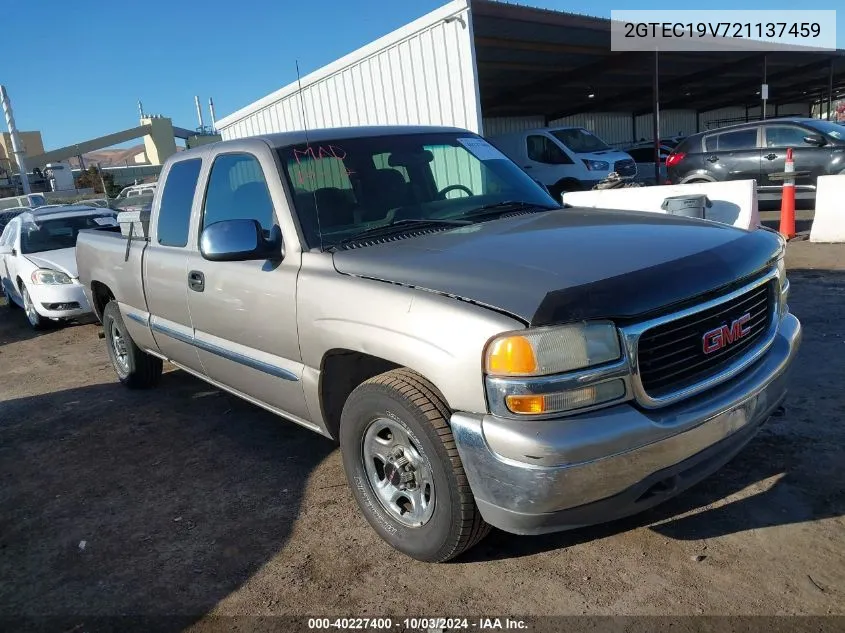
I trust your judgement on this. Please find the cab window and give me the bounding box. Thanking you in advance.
[202,153,275,231]
[526,135,573,164]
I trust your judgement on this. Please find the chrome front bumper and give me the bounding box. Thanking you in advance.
[451,312,801,535]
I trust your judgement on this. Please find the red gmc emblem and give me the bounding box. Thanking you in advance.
[702,313,752,354]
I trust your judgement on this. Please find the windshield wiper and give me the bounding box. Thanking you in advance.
[460,200,559,219]
[331,218,470,250]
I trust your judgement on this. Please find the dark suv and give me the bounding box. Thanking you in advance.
[666,118,845,203]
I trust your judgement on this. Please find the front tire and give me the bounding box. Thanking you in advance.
[340,369,490,562]
[102,301,162,388]
[20,284,46,330]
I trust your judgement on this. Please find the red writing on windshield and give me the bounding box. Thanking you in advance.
[292,145,354,185]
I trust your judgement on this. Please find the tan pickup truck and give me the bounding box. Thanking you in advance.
[76,126,801,562]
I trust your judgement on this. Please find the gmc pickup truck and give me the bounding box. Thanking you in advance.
[76,126,801,562]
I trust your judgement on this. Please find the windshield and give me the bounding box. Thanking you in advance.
[550,128,610,153]
[278,132,559,250]
[804,120,845,141]
[20,213,117,254]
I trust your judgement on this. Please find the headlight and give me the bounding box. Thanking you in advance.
[485,321,621,377]
[31,269,72,285]
[582,159,610,171]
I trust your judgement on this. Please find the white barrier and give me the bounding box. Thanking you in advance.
[562,179,760,231]
[809,175,845,243]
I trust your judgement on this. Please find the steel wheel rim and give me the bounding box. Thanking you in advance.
[361,416,436,528]
[22,288,38,326]
[108,319,130,374]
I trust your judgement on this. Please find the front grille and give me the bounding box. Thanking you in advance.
[614,159,637,178]
[637,280,775,397]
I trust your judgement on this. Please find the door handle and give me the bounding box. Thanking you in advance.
[765,153,778,161]
[706,155,719,163]
[523,165,533,169]
[188,270,205,292]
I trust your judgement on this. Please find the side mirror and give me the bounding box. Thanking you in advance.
[200,219,283,262]
[0,245,12,256]
[803,134,826,147]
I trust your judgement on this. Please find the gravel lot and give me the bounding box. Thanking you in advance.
[0,239,843,630]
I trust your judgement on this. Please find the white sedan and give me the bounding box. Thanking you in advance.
[0,205,118,329]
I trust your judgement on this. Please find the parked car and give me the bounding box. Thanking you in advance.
[623,144,674,185]
[0,205,118,329]
[0,193,47,211]
[666,118,845,202]
[491,126,637,198]
[76,126,800,562]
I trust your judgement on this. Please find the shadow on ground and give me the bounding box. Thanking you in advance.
[0,268,842,624]
[0,297,98,346]
[0,371,334,629]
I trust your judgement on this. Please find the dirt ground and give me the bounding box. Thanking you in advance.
[1,239,843,630]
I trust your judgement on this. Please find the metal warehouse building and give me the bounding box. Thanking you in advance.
[215,0,845,145]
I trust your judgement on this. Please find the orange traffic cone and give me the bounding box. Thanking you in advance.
[779,147,796,239]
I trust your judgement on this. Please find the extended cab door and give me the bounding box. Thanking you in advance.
[144,157,205,373]
[760,124,828,197]
[701,126,762,184]
[184,143,309,422]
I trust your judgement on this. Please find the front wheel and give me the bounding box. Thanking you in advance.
[21,285,46,330]
[102,301,162,388]
[340,368,490,562]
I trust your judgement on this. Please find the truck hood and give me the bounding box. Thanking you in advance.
[332,209,781,326]
[24,248,78,279]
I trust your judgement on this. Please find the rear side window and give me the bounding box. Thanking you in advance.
[202,153,275,231]
[157,159,202,247]
[704,129,757,152]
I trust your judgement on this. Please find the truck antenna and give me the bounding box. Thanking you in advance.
[295,60,324,252]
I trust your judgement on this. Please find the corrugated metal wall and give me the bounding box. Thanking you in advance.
[634,110,698,142]
[547,113,633,146]
[482,116,544,136]
[218,1,477,140]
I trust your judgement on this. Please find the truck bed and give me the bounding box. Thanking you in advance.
[76,229,148,320]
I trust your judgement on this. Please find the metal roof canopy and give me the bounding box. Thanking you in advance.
[472,0,845,122]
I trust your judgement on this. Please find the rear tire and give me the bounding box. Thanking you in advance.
[340,368,490,562]
[102,301,162,388]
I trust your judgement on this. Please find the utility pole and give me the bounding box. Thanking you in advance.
[0,85,31,194]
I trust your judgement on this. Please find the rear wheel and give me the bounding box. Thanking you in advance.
[340,368,490,562]
[102,301,162,388]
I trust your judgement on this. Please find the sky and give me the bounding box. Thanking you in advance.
[6,0,843,150]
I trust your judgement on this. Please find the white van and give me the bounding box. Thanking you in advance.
[490,127,637,199]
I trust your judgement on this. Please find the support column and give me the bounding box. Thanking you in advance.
[652,49,660,185]
[828,58,835,121]
[0,85,31,194]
